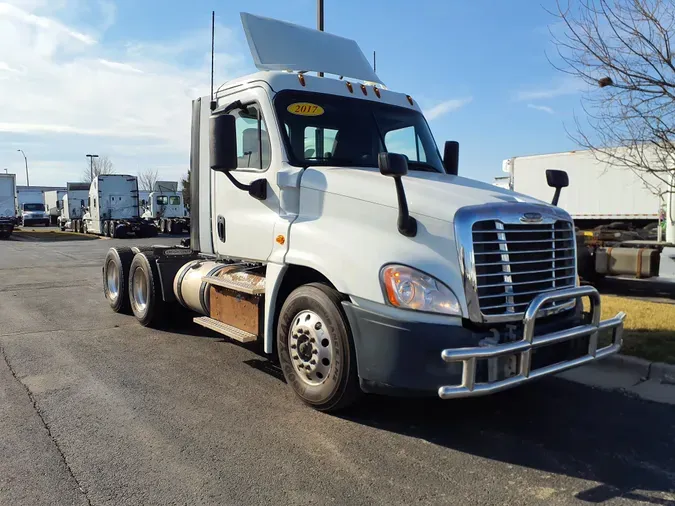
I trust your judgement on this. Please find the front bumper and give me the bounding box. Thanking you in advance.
[438,286,625,399]
[344,286,624,398]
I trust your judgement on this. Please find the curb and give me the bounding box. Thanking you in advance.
[601,354,675,383]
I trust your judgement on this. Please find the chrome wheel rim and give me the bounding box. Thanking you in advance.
[288,310,334,386]
[132,268,148,311]
[106,260,119,300]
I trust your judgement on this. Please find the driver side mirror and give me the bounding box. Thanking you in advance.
[546,169,569,206]
[209,114,237,171]
[378,152,409,177]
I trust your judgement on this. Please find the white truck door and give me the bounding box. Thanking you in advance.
[213,88,280,262]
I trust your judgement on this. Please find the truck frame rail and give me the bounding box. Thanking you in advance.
[438,286,625,399]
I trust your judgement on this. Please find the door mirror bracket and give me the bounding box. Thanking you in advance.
[223,171,267,201]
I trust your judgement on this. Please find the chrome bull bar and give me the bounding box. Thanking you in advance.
[438,286,626,399]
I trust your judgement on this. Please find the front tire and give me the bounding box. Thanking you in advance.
[128,252,164,327]
[277,283,360,412]
[103,247,134,313]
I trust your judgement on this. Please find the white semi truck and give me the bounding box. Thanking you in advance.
[44,189,67,225]
[141,181,190,234]
[18,189,49,227]
[58,182,90,231]
[0,173,17,239]
[80,175,157,238]
[102,13,625,411]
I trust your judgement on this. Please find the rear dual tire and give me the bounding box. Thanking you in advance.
[103,247,134,313]
[128,252,164,327]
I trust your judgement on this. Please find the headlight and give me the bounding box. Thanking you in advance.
[380,264,462,316]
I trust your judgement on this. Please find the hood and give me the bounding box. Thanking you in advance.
[300,166,548,223]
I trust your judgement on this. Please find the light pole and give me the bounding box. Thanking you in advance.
[86,154,99,182]
[317,0,324,77]
[16,149,29,186]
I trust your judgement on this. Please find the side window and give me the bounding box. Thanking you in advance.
[234,105,271,170]
[169,196,181,205]
[157,196,168,205]
[384,126,427,163]
[303,127,338,159]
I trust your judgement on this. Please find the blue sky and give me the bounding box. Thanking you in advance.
[0,0,587,186]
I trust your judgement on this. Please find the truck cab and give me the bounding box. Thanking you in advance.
[141,181,190,234]
[102,13,625,411]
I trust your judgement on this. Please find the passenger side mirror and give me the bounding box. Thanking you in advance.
[443,141,459,176]
[209,114,237,171]
[378,152,417,237]
[546,169,569,206]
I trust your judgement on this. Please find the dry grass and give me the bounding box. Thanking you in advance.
[599,296,675,364]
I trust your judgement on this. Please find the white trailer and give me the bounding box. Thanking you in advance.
[58,183,90,231]
[502,149,666,226]
[18,189,49,226]
[101,13,624,411]
[44,190,67,225]
[80,175,157,238]
[141,181,190,234]
[0,173,17,239]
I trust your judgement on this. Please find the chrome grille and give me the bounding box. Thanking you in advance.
[472,220,576,317]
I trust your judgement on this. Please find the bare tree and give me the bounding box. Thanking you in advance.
[138,168,159,192]
[551,0,675,194]
[82,155,115,183]
[180,171,190,211]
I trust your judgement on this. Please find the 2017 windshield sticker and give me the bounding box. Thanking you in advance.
[287,103,324,116]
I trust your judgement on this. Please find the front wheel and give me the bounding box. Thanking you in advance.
[277,283,360,412]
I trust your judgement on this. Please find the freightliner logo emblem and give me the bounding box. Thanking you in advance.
[520,212,543,223]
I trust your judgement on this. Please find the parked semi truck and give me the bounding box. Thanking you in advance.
[44,189,67,225]
[58,183,90,231]
[80,175,157,238]
[141,181,190,234]
[0,173,17,239]
[102,13,625,411]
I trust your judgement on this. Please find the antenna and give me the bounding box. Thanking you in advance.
[373,51,376,72]
[210,11,216,111]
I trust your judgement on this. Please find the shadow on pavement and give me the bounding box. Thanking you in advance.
[337,378,675,504]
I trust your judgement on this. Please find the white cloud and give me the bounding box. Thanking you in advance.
[423,97,472,120]
[516,76,585,101]
[0,0,246,185]
[527,103,554,114]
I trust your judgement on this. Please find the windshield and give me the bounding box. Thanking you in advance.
[24,203,43,211]
[274,91,445,172]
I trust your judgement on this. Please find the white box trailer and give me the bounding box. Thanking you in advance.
[58,182,90,231]
[502,149,666,225]
[100,13,624,412]
[44,190,67,225]
[0,173,17,238]
[79,175,156,238]
[17,189,49,226]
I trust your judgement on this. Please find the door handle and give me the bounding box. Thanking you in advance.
[217,215,226,242]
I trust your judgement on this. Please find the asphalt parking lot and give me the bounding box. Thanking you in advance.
[1,235,674,505]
